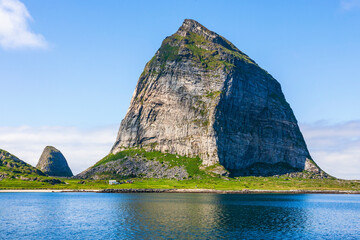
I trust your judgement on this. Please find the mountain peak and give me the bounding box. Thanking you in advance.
[176,19,218,39]
[106,19,326,178]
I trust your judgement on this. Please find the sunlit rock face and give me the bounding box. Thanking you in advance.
[111,19,322,176]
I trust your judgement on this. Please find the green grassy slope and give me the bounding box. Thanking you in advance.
[0,149,45,178]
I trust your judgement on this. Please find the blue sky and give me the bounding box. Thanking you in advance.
[0,0,359,178]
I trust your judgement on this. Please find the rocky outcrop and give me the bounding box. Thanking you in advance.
[77,155,188,180]
[36,146,73,177]
[109,19,325,177]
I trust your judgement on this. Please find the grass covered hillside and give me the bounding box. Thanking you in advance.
[0,149,45,179]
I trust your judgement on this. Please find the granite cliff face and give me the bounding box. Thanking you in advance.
[110,19,323,176]
[36,146,73,177]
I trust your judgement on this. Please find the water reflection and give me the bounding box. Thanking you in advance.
[112,194,220,239]
[0,193,359,239]
[111,194,311,239]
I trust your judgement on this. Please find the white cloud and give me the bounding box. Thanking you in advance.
[0,0,47,49]
[340,0,360,11]
[0,125,118,175]
[301,121,360,180]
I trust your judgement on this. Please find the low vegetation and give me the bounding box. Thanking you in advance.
[0,149,44,178]
[1,176,359,191]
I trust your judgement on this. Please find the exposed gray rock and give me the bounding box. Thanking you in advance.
[77,156,188,180]
[36,146,73,177]
[110,19,325,177]
[201,164,230,177]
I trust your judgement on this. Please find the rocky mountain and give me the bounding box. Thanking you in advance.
[36,146,73,177]
[0,149,45,180]
[82,19,327,179]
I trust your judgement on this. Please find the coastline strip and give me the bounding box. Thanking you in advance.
[1,189,359,194]
[0,189,100,193]
[99,189,360,194]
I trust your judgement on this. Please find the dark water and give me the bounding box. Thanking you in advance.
[0,193,359,239]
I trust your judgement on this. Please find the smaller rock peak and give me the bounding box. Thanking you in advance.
[37,146,73,177]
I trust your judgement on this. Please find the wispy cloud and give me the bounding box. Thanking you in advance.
[0,125,118,175]
[301,120,360,180]
[0,0,48,49]
[340,0,360,11]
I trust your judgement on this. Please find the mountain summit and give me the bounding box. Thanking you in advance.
[107,19,324,177]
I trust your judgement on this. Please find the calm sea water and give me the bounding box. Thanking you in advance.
[0,193,359,239]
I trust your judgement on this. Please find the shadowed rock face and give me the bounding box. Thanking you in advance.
[110,19,322,176]
[36,146,73,177]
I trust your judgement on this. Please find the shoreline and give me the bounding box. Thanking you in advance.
[1,189,360,194]
[0,189,100,193]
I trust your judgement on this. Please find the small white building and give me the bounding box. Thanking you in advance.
[109,180,119,185]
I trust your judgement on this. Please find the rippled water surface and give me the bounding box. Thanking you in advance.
[0,193,359,239]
